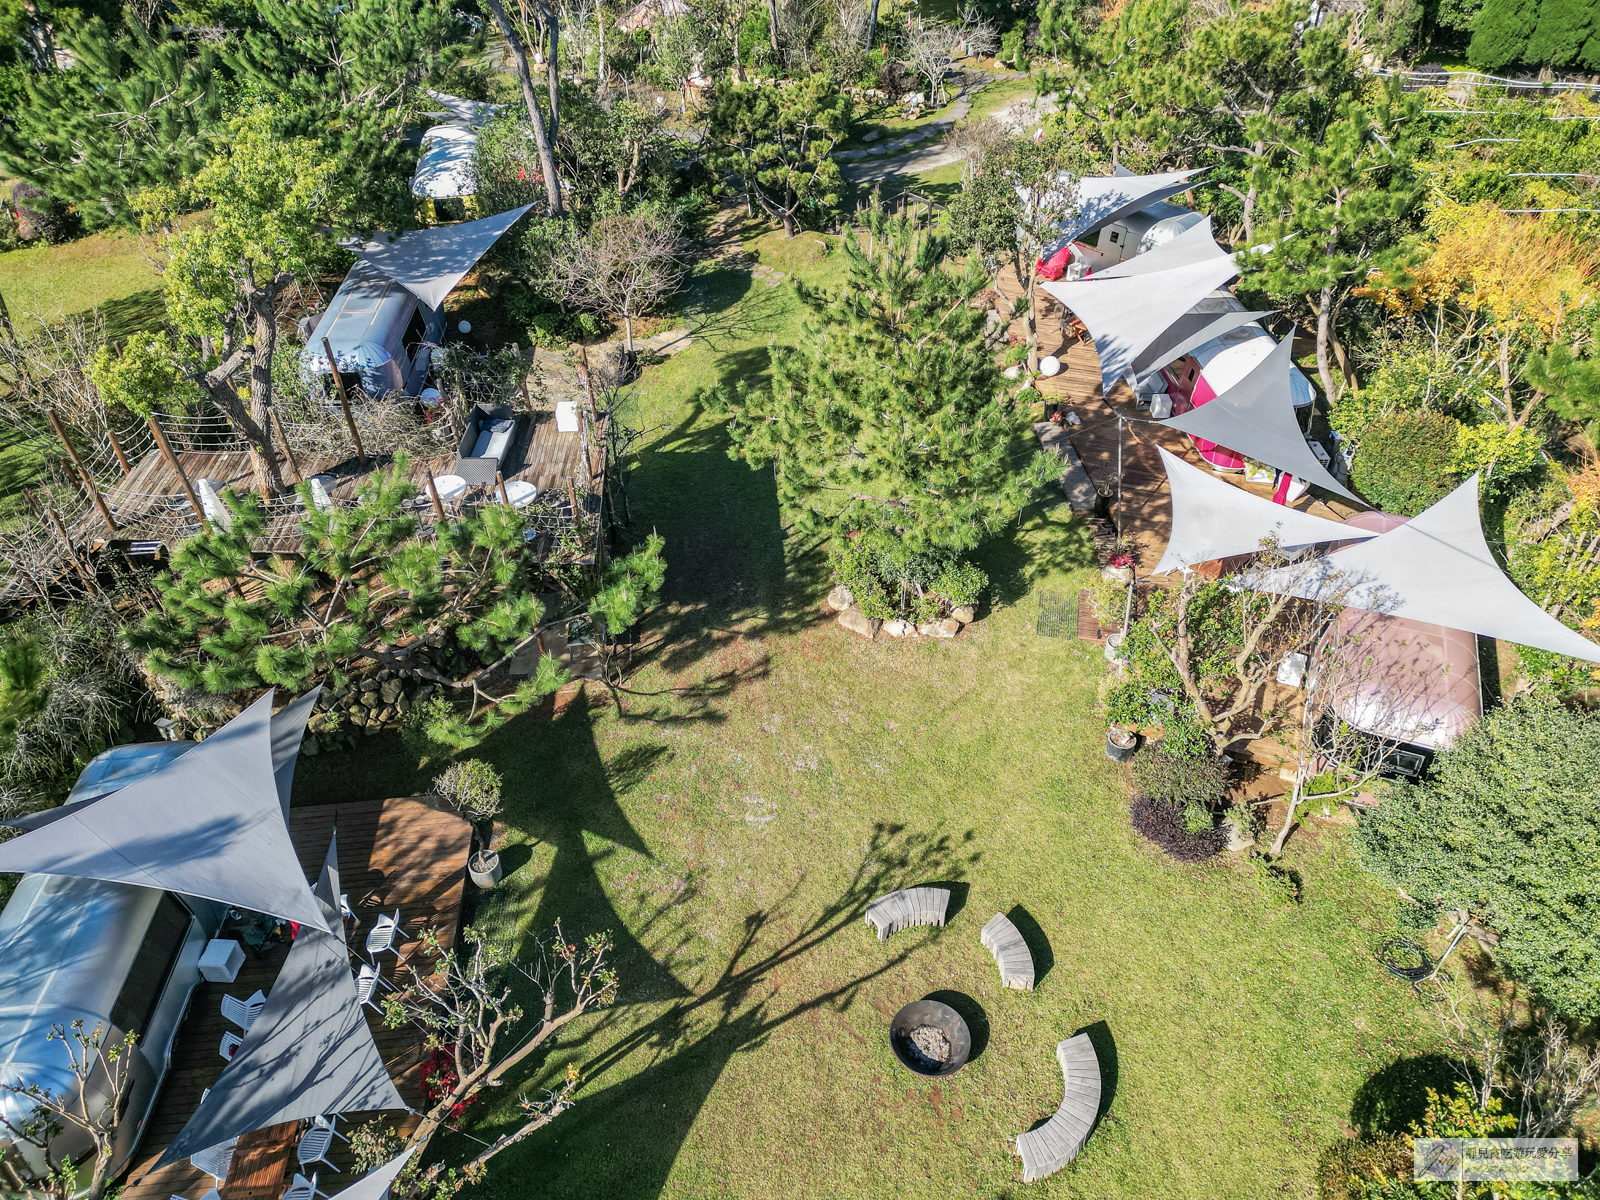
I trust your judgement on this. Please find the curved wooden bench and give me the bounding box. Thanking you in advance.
[981,912,1036,990]
[863,887,950,941]
[1014,1033,1102,1183]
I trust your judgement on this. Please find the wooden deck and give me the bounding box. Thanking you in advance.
[995,265,1358,571]
[121,797,473,1200]
[85,404,603,559]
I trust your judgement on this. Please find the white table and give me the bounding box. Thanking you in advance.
[432,474,468,503]
[503,480,538,508]
[198,938,244,983]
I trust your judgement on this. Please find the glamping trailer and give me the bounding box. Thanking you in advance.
[300,258,446,399]
[1316,511,1483,782]
[0,743,223,1176]
[1038,205,1206,280]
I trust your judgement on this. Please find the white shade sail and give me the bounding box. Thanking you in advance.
[159,834,407,1164]
[1243,474,1600,662]
[0,692,331,933]
[345,205,535,311]
[1151,448,1375,575]
[1129,308,1274,388]
[423,90,501,130]
[1089,216,1231,279]
[1041,253,1242,396]
[326,1149,418,1200]
[1046,168,1207,250]
[1158,331,1360,503]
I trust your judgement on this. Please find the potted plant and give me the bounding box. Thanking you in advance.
[1105,724,1140,762]
[433,760,505,888]
[1101,548,1135,584]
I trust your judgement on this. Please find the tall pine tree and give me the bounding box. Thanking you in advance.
[704,208,1053,552]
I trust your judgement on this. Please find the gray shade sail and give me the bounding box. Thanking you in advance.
[272,685,321,821]
[424,90,501,130]
[345,205,535,311]
[159,833,405,1164]
[1158,331,1361,503]
[0,692,331,933]
[327,1149,417,1200]
[1151,448,1374,575]
[1088,216,1230,279]
[1130,308,1274,387]
[1242,474,1600,662]
[1041,253,1242,395]
[1047,168,1207,250]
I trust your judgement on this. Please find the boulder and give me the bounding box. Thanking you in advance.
[380,679,403,705]
[836,607,880,639]
[920,620,957,638]
[360,678,379,692]
[939,617,961,636]
[826,585,854,612]
[348,709,368,727]
[361,691,382,709]
[396,693,413,713]
[300,738,319,756]
[951,606,975,624]
[882,619,912,638]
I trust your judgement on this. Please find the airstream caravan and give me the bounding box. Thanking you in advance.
[0,743,223,1176]
[300,258,446,398]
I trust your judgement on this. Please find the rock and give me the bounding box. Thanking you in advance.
[882,619,912,638]
[396,693,412,713]
[348,709,368,727]
[376,669,392,682]
[380,680,403,705]
[836,607,880,639]
[301,738,319,756]
[939,617,961,636]
[359,678,379,692]
[826,585,854,612]
[379,706,398,723]
[863,129,881,142]
[361,691,382,709]
[918,621,955,638]
[1003,365,1021,380]
[951,606,975,624]
[364,722,381,735]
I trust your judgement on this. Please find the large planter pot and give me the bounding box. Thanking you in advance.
[1104,632,1128,664]
[1101,565,1133,584]
[1106,727,1140,763]
[468,850,503,889]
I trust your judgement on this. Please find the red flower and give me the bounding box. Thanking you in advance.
[420,1048,478,1118]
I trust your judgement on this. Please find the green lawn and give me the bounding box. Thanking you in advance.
[0,227,164,335]
[292,220,1438,1198]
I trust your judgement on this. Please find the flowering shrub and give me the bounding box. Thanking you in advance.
[420,1048,478,1118]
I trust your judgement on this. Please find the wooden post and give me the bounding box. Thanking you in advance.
[268,407,304,484]
[322,337,368,465]
[44,505,95,592]
[566,478,579,521]
[512,343,533,410]
[496,470,512,506]
[105,425,133,478]
[575,344,600,418]
[147,414,206,526]
[47,410,118,535]
[423,465,448,525]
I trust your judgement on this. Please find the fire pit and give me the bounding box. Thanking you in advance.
[889,999,972,1077]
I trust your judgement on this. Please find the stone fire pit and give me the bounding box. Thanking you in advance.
[889,999,972,1077]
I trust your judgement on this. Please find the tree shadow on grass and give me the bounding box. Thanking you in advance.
[467,822,980,1200]
[1351,1054,1462,1138]
[971,490,1098,611]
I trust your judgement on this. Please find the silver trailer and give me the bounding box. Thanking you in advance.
[0,743,224,1176]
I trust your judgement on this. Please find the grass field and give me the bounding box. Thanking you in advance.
[293,218,1440,1198]
[0,227,163,335]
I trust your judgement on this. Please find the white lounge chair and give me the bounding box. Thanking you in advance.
[354,962,391,1012]
[218,1031,243,1060]
[364,910,410,962]
[282,1172,330,1200]
[190,1135,239,1184]
[296,1114,349,1173]
[220,989,267,1030]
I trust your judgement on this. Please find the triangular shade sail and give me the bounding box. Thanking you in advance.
[345,205,535,311]
[1041,253,1241,396]
[1129,308,1273,388]
[6,688,321,833]
[1242,474,1600,662]
[1151,448,1375,575]
[1088,216,1230,279]
[1045,168,1207,250]
[424,90,501,129]
[327,1149,418,1200]
[160,835,404,1164]
[1159,331,1360,503]
[0,693,331,932]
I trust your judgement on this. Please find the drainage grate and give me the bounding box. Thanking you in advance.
[1036,591,1075,637]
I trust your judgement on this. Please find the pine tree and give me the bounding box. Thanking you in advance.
[1526,0,1596,67]
[703,208,1054,552]
[1469,0,1538,70]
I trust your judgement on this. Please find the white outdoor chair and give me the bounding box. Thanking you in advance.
[340,893,356,921]
[364,911,411,962]
[190,1135,239,1184]
[353,962,392,1012]
[220,989,267,1031]
[296,1114,349,1173]
[219,1031,243,1060]
[281,1173,330,1200]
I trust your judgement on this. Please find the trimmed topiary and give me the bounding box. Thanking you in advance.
[1469,0,1538,70]
[1349,409,1461,516]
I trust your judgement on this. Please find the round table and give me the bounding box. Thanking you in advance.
[1039,355,1062,377]
[432,474,468,503]
[503,480,538,508]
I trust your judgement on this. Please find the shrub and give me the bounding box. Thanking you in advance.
[1349,409,1461,515]
[1451,422,1543,499]
[1357,695,1600,1018]
[1181,801,1213,835]
[1314,1134,1412,1200]
[1128,797,1227,862]
[828,540,988,622]
[432,759,504,833]
[1130,746,1229,807]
